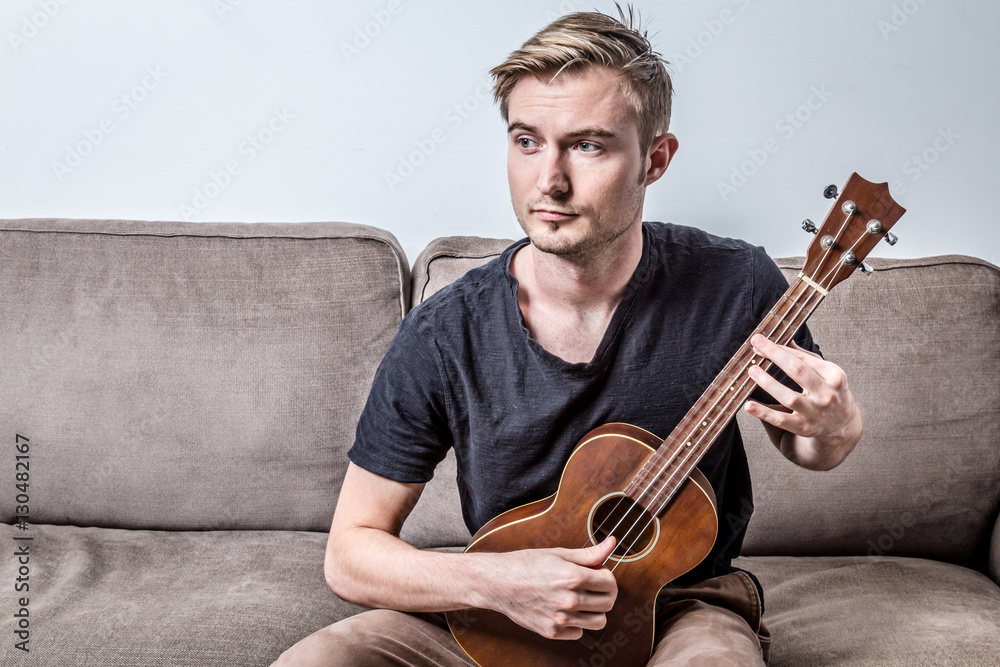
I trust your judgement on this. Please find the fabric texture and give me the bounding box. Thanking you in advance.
[992,513,1000,585]
[0,218,408,532]
[0,523,361,666]
[351,222,819,592]
[410,236,513,310]
[737,554,1000,666]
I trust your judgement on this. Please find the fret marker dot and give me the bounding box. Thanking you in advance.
[686,441,692,447]
[702,421,707,427]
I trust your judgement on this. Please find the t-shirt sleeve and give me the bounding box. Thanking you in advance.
[748,247,823,405]
[347,314,452,484]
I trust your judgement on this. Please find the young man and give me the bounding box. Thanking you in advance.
[275,7,861,666]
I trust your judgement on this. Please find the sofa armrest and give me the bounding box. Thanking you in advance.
[992,512,1000,585]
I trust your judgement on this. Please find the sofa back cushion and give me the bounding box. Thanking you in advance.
[0,219,408,531]
[410,236,1000,566]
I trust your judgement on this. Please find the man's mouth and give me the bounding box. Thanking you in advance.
[532,208,578,222]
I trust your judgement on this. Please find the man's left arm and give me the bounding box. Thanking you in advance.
[743,333,863,471]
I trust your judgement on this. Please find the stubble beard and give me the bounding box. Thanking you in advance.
[515,172,646,262]
[518,213,633,261]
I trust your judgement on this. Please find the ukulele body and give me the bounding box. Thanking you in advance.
[446,422,718,667]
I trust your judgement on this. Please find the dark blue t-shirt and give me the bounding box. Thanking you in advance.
[348,221,819,594]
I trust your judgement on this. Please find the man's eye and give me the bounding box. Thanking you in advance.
[578,141,598,152]
[518,137,536,149]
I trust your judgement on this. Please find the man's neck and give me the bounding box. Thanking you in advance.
[509,222,644,364]
[514,222,644,312]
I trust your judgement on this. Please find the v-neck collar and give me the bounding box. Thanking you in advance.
[502,223,655,375]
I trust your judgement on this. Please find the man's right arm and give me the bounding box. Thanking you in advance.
[324,462,619,641]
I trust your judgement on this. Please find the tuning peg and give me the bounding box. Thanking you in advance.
[884,232,898,246]
[802,219,818,234]
[859,262,874,275]
[823,184,839,199]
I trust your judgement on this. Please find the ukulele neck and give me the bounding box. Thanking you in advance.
[626,274,827,513]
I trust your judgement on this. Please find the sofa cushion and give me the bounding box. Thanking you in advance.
[737,555,1000,666]
[397,447,471,548]
[410,236,515,309]
[993,514,1000,584]
[0,219,408,532]
[0,523,360,665]
[410,237,1000,567]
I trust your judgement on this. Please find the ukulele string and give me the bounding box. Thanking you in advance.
[635,231,867,532]
[586,258,832,555]
[605,225,861,564]
[593,283,815,560]
[612,207,862,549]
[603,285,823,569]
[635,271,834,512]
[606,213,868,567]
[605,282,826,570]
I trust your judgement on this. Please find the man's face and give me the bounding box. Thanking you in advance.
[506,66,658,260]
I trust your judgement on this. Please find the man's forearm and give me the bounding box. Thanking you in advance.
[325,526,495,612]
[327,525,621,641]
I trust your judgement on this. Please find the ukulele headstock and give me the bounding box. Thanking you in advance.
[802,173,906,291]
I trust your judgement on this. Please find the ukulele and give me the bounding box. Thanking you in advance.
[445,173,906,666]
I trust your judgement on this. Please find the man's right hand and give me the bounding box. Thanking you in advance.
[479,535,619,640]
[325,464,619,642]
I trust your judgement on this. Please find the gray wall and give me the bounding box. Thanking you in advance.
[2,0,996,266]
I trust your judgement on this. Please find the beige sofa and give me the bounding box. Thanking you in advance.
[1,218,998,666]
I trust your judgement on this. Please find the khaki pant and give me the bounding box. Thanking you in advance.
[273,571,769,666]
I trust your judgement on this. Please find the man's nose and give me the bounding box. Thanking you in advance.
[537,150,569,198]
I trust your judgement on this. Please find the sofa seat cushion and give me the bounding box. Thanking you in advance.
[1,524,362,666]
[737,555,1000,666]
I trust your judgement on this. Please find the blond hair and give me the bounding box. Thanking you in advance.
[490,4,672,155]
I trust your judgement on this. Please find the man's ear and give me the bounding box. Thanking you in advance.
[642,133,679,186]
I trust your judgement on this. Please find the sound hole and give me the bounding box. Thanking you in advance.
[591,495,656,559]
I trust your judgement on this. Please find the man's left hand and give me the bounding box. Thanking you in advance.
[743,334,863,470]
